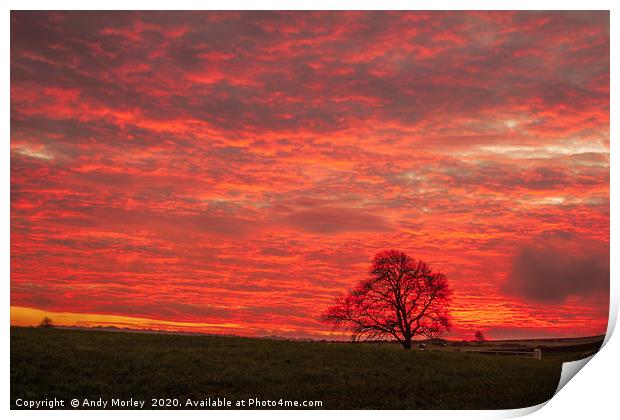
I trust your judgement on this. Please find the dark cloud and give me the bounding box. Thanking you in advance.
[284,206,392,234]
[10,11,609,137]
[503,239,609,303]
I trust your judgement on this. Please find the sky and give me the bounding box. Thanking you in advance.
[10,11,609,340]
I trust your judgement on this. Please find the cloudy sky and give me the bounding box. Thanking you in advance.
[10,11,609,339]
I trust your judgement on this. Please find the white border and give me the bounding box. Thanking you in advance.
[3,2,617,420]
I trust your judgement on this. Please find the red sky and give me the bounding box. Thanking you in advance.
[10,11,609,340]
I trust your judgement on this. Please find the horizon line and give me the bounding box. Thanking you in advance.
[9,305,608,342]
[10,323,607,344]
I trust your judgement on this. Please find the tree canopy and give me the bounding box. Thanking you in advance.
[322,250,452,349]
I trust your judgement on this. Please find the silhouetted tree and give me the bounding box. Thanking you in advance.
[322,250,452,350]
[39,317,53,328]
[474,330,485,345]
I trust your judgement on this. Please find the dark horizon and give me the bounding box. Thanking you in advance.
[10,321,608,344]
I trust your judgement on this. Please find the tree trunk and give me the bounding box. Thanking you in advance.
[402,338,412,350]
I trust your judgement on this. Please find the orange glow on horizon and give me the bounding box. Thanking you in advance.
[9,306,340,339]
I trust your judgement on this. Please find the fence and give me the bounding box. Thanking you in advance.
[462,348,542,360]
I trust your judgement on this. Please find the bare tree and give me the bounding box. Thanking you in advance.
[39,317,53,328]
[474,330,485,345]
[322,250,452,350]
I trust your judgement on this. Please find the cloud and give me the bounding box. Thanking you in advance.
[10,11,610,339]
[283,206,393,234]
[503,238,609,303]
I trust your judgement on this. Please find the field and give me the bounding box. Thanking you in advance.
[10,327,603,410]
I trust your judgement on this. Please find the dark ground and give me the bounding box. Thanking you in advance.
[10,327,604,410]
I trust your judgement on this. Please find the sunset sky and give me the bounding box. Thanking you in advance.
[10,11,609,340]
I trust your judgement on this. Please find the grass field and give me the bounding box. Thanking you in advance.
[10,327,603,410]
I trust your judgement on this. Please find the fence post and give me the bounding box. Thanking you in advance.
[533,348,542,360]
